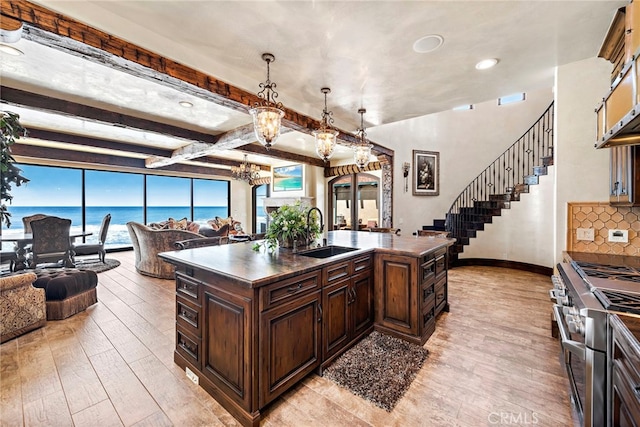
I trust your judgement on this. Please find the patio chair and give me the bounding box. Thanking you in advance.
[27,216,74,269]
[73,213,111,263]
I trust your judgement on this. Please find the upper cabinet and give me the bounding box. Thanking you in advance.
[596,2,640,149]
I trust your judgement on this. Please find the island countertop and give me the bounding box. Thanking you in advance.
[159,230,455,288]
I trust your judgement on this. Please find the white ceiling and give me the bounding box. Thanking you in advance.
[0,0,627,169]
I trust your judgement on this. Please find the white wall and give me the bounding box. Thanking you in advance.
[461,168,555,267]
[554,57,611,262]
[367,88,553,235]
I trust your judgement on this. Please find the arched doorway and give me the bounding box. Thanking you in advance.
[329,172,380,230]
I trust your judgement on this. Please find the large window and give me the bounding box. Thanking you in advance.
[2,164,230,250]
[252,184,270,234]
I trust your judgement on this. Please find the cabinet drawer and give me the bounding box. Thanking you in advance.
[435,254,446,277]
[176,327,201,369]
[176,272,201,305]
[421,281,435,309]
[260,270,321,311]
[612,315,640,386]
[420,260,435,285]
[421,306,436,340]
[612,360,640,424]
[353,254,372,273]
[176,295,201,337]
[325,261,351,284]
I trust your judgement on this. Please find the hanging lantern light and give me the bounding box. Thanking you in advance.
[249,53,285,150]
[312,87,338,162]
[353,108,373,169]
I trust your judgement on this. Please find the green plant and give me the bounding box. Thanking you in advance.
[1,111,29,228]
[253,201,321,251]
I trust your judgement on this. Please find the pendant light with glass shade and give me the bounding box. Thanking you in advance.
[312,87,338,163]
[353,108,373,169]
[249,53,285,150]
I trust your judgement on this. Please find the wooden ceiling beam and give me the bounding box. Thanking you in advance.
[11,143,233,177]
[0,0,393,158]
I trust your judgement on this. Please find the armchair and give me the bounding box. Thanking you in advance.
[126,221,203,279]
[1,272,46,343]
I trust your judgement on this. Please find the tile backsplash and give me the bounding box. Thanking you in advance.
[568,202,640,255]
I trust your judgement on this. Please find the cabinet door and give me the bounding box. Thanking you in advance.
[201,285,252,411]
[612,147,621,202]
[322,278,350,361]
[351,270,374,340]
[260,291,321,407]
[374,253,418,336]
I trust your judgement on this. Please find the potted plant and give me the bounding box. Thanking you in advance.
[1,111,29,228]
[254,201,321,251]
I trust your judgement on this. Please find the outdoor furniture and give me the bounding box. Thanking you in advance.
[73,213,111,263]
[126,221,204,279]
[0,272,46,343]
[27,216,74,269]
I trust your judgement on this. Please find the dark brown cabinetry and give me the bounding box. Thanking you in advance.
[610,145,640,206]
[321,255,373,368]
[609,314,640,427]
[374,247,448,345]
[259,271,322,407]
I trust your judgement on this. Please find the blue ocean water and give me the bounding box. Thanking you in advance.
[2,206,229,247]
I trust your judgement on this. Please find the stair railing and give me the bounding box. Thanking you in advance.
[444,102,554,240]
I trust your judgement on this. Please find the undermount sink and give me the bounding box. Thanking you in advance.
[298,245,359,259]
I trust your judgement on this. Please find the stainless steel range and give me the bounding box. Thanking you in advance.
[551,252,640,427]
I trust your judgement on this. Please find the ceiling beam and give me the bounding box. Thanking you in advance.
[145,124,286,169]
[11,143,233,177]
[1,86,217,143]
[0,0,393,159]
[239,144,326,168]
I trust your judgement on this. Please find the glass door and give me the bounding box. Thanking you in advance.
[329,173,380,231]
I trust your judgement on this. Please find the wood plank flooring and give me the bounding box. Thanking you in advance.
[1,252,578,427]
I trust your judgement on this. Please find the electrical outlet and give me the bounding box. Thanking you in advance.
[608,229,629,243]
[185,367,199,385]
[576,228,594,241]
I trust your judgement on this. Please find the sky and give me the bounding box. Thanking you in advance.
[10,164,229,206]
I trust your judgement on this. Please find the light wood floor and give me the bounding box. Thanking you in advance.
[1,252,578,427]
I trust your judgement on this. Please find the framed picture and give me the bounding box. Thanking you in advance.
[272,164,303,192]
[412,150,439,196]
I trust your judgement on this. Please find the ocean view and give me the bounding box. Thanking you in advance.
[1,206,230,248]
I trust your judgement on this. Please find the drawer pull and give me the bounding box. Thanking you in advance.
[179,337,196,355]
[180,308,195,321]
[287,283,303,293]
[635,384,640,397]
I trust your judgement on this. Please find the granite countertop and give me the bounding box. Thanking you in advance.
[159,230,455,288]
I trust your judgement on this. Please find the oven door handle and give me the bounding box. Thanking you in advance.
[553,304,586,360]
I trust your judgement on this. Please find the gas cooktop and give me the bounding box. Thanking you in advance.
[593,288,640,315]
[575,261,640,284]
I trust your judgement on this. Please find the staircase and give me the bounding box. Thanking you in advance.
[422,102,554,264]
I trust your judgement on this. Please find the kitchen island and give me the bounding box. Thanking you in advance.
[159,230,454,426]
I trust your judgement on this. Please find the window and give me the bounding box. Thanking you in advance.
[252,184,270,233]
[146,175,191,223]
[194,179,229,225]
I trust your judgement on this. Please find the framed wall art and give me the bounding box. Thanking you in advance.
[272,164,303,192]
[412,150,439,196]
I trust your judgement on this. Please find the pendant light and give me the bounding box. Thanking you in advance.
[249,53,285,150]
[313,87,338,163]
[353,108,373,169]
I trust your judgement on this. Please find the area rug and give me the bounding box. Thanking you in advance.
[74,258,120,273]
[322,331,429,411]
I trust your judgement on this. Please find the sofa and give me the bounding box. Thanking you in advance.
[1,272,46,343]
[127,221,230,279]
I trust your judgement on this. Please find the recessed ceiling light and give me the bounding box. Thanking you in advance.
[413,35,444,53]
[0,44,23,56]
[179,101,193,108]
[475,58,498,70]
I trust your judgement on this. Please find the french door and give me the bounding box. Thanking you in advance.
[329,172,380,231]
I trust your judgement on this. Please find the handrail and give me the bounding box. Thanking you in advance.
[445,102,554,241]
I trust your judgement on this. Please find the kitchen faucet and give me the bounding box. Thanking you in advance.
[306,207,325,246]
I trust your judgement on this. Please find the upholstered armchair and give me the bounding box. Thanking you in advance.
[1,272,46,343]
[126,221,203,279]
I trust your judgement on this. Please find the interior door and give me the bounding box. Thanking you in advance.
[329,173,380,231]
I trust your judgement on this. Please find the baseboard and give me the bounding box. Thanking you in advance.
[451,258,552,276]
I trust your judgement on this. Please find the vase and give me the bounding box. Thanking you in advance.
[278,236,309,249]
